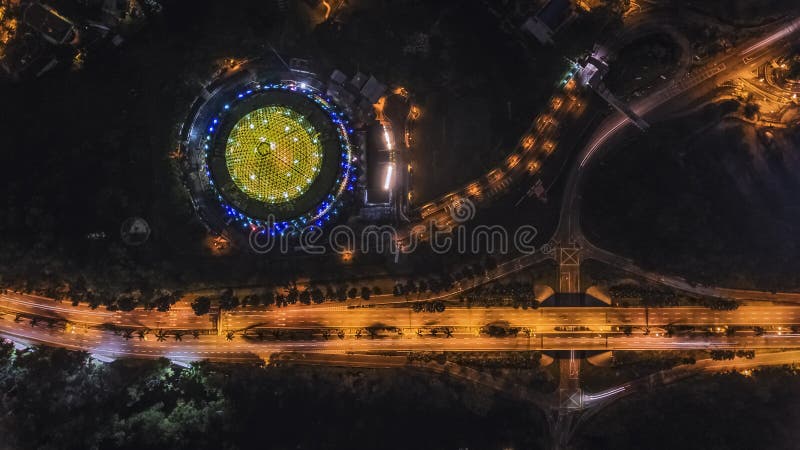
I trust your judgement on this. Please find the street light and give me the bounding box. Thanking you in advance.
[383,164,394,191]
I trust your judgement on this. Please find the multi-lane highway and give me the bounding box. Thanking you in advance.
[221,305,800,331]
[6,287,800,362]
[0,293,213,329]
[9,291,800,333]
[4,314,800,364]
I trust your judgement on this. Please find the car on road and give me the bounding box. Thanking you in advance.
[554,326,590,332]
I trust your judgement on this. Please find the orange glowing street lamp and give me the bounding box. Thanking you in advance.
[522,135,535,150]
[506,154,520,169]
[341,250,354,263]
[408,105,421,120]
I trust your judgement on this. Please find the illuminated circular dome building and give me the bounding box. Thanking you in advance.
[180,58,404,248]
[185,75,357,237]
[223,105,324,204]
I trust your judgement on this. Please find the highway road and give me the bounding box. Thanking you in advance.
[221,305,800,331]
[0,293,214,329]
[7,286,800,362]
[9,291,800,332]
[0,250,552,326]
[5,313,800,363]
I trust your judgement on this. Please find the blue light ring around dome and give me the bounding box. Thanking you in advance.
[202,83,356,234]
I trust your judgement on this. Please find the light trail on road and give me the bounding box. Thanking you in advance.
[578,16,800,169]
[5,316,800,363]
[740,17,800,56]
[5,288,800,362]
